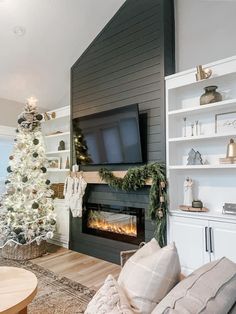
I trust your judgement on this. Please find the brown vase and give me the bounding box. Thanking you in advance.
[200,86,222,106]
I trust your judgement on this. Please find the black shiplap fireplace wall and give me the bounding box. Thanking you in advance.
[70,0,175,264]
[70,185,155,263]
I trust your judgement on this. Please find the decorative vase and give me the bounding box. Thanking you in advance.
[227,139,236,158]
[1,240,47,260]
[200,86,222,105]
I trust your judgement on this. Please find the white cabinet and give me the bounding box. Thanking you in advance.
[169,215,209,274]
[210,221,236,262]
[169,213,236,275]
[49,200,69,248]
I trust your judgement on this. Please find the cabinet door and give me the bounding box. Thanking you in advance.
[209,221,236,263]
[168,215,210,275]
[53,201,69,248]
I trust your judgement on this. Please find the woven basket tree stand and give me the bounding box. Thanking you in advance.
[1,240,47,260]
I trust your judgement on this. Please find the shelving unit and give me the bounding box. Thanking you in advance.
[45,131,70,138]
[166,56,236,215]
[166,56,236,275]
[46,149,70,155]
[41,105,70,248]
[41,106,70,182]
[169,132,236,143]
[168,98,236,116]
[169,164,236,170]
[47,169,69,173]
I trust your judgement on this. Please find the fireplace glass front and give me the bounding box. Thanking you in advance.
[82,203,145,245]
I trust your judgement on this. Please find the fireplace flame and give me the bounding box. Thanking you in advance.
[88,214,137,237]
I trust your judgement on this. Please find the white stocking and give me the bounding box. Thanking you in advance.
[70,176,87,218]
[63,176,74,210]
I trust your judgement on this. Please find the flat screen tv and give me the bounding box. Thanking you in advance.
[73,104,143,165]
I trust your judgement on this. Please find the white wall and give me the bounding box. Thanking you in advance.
[0,98,48,127]
[0,98,24,127]
[0,126,15,194]
[175,0,236,71]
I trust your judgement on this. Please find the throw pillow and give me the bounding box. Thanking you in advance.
[85,274,134,314]
[151,257,236,314]
[118,238,181,314]
[229,303,236,314]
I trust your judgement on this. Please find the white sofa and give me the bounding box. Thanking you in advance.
[85,238,236,314]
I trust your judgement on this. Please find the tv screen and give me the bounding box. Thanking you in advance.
[73,104,143,165]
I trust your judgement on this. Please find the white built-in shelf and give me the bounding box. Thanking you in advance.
[41,105,70,249]
[42,115,69,123]
[45,131,70,138]
[169,132,236,143]
[47,169,69,172]
[166,57,236,274]
[168,98,236,117]
[166,57,236,90]
[42,106,70,123]
[166,56,236,219]
[169,209,236,223]
[169,164,236,170]
[46,150,70,155]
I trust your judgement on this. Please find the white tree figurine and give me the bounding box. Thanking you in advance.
[0,98,56,247]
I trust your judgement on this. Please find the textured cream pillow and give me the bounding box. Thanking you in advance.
[151,257,236,314]
[118,238,181,314]
[85,274,134,314]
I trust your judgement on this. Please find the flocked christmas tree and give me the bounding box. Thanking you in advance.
[0,97,56,247]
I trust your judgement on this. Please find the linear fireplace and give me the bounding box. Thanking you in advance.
[82,203,145,245]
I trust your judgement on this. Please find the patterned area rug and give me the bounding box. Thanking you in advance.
[0,255,95,314]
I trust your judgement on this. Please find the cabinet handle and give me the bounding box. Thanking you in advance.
[205,227,208,252]
[209,227,213,253]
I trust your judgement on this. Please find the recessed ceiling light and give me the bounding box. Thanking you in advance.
[13,26,26,37]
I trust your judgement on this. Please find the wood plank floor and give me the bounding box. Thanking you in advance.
[31,244,121,291]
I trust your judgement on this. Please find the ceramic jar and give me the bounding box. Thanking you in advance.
[192,200,203,208]
[200,86,222,106]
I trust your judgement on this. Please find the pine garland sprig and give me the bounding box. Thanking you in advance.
[99,163,167,247]
[98,168,124,190]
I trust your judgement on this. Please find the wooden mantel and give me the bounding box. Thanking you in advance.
[78,171,152,186]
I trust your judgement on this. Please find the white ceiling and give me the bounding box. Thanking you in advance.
[0,0,125,109]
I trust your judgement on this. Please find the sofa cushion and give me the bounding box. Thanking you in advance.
[151,257,236,314]
[118,238,181,314]
[85,274,134,314]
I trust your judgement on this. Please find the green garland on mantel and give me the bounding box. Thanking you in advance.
[98,163,167,247]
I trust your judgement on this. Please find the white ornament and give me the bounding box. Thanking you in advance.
[46,231,53,239]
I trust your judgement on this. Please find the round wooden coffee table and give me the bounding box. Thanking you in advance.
[0,266,38,314]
